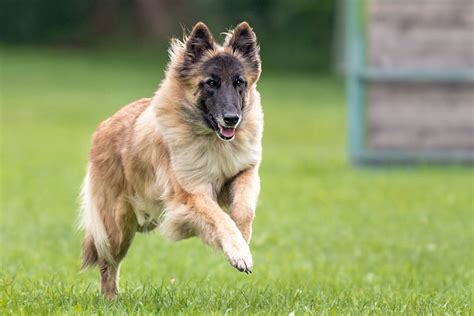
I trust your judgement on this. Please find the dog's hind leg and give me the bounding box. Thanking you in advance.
[99,261,120,300]
[161,192,253,273]
[98,200,138,300]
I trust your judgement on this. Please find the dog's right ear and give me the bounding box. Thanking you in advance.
[185,22,215,63]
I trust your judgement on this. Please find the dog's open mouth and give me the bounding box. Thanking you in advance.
[217,125,236,140]
[208,114,236,141]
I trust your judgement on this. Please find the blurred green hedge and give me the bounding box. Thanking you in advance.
[0,0,335,71]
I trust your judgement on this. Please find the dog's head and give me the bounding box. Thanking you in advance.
[169,22,261,141]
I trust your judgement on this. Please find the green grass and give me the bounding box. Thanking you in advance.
[1,47,473,315]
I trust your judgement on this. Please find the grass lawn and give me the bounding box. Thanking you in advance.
[1,47,473,314]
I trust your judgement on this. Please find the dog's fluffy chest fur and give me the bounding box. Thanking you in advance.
[130,140,257,228]
[171,134,260,194]
[128,102,262,227]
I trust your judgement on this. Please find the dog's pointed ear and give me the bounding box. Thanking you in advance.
[185,22,214,62]
[225,22,261,76]
[225,22,258,56]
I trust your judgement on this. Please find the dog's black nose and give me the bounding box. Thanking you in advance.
[223,115,240,126]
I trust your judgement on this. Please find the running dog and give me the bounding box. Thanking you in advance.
[79,21,263,299]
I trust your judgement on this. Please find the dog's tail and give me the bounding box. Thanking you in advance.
[78,168,115,269]
[81,233,99,269]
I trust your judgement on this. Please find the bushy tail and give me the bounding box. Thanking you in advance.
[81,233,99,270]
[79,169,114,269]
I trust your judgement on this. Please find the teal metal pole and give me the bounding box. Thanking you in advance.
[345,0,365,164]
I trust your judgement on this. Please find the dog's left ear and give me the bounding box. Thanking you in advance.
[225,22,261,75]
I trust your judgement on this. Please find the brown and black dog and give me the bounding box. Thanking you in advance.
[79,22,263,299]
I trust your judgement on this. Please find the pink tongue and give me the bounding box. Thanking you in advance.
[220,127,235,138]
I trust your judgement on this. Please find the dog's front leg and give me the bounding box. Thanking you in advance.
[229,166,260,243]
[162,192,253,273]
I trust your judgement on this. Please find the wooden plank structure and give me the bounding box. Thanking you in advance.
[345,0,474,164]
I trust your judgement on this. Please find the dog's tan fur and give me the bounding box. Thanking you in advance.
[79,22,263,299]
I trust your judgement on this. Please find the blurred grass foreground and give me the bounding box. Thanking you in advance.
[0,47,472,314]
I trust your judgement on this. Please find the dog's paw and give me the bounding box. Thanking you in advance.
[222,235,253,274]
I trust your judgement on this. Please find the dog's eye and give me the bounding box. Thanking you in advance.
[234,77,245,86]
[206,79,218,88]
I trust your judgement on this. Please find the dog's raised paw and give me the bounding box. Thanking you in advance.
[233,258,253,274]
[223,236,253,273]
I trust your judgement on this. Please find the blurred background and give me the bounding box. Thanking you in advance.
[0,0,337,72]
[0,0,473,314]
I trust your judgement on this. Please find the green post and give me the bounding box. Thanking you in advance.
[345,0,365,164]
